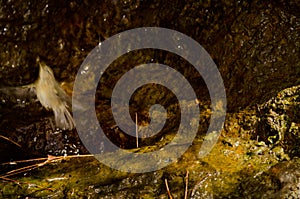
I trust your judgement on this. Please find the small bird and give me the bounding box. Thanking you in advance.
[34,62,75,130]
[0,60,75,130]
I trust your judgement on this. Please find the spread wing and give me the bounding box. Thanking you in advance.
[0,84,37,103]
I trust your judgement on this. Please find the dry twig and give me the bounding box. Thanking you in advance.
[165,178,173,199]
[184,170,189,199]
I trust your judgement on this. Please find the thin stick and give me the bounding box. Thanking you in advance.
[1,164,39,178]
[165,178,173,199]
[1,154,94,166]
[2,157,49,165]
[1,154,94,178]
[184,170,189,199]
[135,112,138,148]
[0,135,22,148]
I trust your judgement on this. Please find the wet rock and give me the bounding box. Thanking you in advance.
[0,0,300,198]
[257,85,300,157]
[239,158,300,198]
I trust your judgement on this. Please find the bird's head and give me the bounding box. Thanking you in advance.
[38,62,55,80]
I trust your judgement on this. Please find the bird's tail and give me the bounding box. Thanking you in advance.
[53,104,75,130]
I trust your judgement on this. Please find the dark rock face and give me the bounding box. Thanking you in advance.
[0,0,299,150]
[1,0,299,108]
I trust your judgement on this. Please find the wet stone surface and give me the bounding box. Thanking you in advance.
[257,85,300,158]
